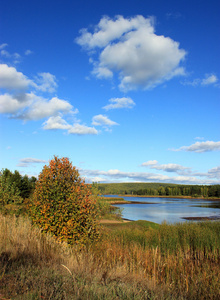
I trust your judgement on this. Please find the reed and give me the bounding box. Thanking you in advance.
[0,213,219,299]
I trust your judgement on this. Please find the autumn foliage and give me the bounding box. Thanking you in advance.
[29,156,100,245]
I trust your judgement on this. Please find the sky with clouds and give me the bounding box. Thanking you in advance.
[0,0,219,185]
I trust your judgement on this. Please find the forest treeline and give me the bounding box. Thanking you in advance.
[96,182,220,198]
[0,168,36,203]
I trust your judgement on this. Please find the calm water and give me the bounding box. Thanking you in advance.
[105,195,220,224]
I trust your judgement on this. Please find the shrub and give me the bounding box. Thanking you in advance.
[29,156,100,245]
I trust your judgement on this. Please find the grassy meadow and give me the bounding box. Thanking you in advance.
[0,209,220,299]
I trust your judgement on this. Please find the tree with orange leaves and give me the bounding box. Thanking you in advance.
[29,156,99,245]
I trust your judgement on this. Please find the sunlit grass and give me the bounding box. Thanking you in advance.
[0,213,220,299]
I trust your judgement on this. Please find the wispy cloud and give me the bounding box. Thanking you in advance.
[80,167,219,185]
[182,74,219,87]
[76,15,186,91]
[0,44,21,64]
[25,49,33,56]
[33,72,58,93]
[0,43,8,50]
[17,158,47,167]
[201,74,218,85]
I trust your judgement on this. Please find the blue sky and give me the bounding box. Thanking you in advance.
[0,0,219,185]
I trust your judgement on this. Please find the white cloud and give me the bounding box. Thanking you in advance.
[172,141,220,153]
[0,63,30,90]
[43,115,71,130]
[207,166,220,179]
[43,116,98,135]
[76,15,145,49]
[80,168,219,185]
[0,63,100,136]
[201,74,218,85]
[20,96,74,120]
[141,160,158,166]
[0,49,21,64]
[25,49,33,55]
[0,91,76,121]
[182,73,219,87]
[1,50,10,57]
[93,66,113,79]
[68,123,98,135]
[141,160,191,174]
[0,93,31,114]
[76,15,186,91]
[92,114,118,126]
[103,97,135,110]
[34,72,58,93]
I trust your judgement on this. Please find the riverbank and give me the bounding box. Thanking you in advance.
[116,194,220,200]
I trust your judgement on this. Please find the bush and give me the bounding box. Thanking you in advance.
[29,156,100,245]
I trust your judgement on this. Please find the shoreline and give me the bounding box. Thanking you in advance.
[111,194,220,201]
[107,195,220,223]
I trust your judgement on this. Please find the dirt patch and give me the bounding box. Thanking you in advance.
[100,219,131,224]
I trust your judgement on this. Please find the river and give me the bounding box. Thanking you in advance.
[104,195,220,224]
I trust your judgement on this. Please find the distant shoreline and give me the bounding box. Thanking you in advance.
[112,194,220,201]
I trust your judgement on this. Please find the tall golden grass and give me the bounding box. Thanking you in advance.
[0,214,220,299]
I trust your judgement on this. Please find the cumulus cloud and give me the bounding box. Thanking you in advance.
[0,93,31,114]
[43,116,98,135]
[16,96,74,120]
[141,160,191,174]
[172,141,220,153]
[42,115,72,130]
[76,15,186,91]
[0,64,30,90]
[0,63,98,135]
[103,97,135,110]
[0,91,76,122]
[92,114,118,126]
[0,64,58,93]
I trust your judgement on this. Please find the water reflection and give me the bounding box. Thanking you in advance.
[105,195,220,224]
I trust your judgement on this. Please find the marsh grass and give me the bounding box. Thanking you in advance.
[96,197,123,220]
[0,214,220,299]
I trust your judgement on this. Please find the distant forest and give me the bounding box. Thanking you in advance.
[96,182,220,198]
